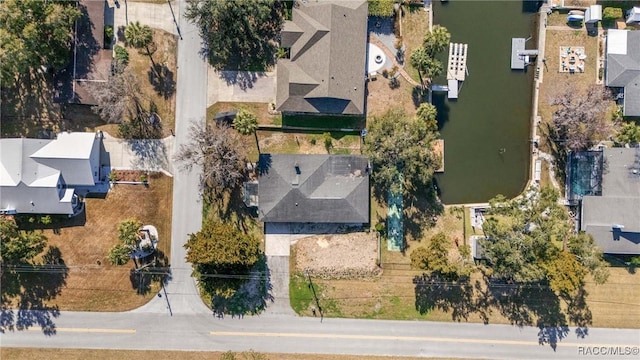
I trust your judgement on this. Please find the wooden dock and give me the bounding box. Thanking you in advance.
[511,38,539,70]
[447,43,468,81]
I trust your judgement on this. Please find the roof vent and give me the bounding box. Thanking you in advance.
[292,164,300,186]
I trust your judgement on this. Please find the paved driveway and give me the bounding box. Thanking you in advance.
[112,1,180,36]
[101,132,174,174]
[263,223,345,316]
[207,70,277,106]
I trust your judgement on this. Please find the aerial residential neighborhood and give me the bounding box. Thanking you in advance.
[1,1,639,360]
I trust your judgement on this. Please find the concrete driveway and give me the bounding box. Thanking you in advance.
[101,132,174,174]
[263,223,344,316]
[112,0,180,36]
[207,69,277,106]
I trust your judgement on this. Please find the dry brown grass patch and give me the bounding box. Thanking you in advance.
[0,348,464,360]
[13,173,173,311]
[401,6,430,82]
[125,29,178,137]
[537,29,602,152]
[367,76,422,118]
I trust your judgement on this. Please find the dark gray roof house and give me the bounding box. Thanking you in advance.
[276,0,368,115]
[580,148,640,255]
[606,29,640,117]
[258,154,369,223]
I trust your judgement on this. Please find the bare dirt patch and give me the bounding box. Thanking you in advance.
[293,232,381,279]
[366,76,423,118]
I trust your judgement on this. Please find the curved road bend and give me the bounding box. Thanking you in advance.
[132,0,209,315]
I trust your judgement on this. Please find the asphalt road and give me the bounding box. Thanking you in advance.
[132,0,208,315]
[2,310,639,359]
[3,3,640,359]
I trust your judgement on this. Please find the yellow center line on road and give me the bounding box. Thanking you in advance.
[210,331,636,348]
[25,327,136,334]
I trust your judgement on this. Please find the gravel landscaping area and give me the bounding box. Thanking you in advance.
[293,232,381,279]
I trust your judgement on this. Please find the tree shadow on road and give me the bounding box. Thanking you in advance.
[0,246,68,335]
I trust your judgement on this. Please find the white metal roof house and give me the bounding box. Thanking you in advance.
[606,29,640,117]
[0,132,101,215]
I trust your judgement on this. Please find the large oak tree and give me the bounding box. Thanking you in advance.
[363,108,440,195]
[185,0,284,70]
[0,0,80,84]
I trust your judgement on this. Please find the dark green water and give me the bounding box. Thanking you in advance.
[432,0,535,204]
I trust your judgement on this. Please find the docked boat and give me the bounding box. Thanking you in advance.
[567,14,585,21]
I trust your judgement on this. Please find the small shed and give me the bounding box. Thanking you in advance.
[627,7,640,24]
[585,5,602,24]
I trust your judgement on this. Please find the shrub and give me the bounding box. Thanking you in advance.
[458,244,471,259]
[104,25,114,47]
[368,0,394,17]
[114,45,129,66]
[323,132,333,152]
[140,174,147,182]
[394,38,403,50]
[309,136,317,145]
[603,7,622,26]
[388,76,400,89]
[410,247,429,269]
[40,215,52,225]
[108,171,119,181]
[108,244,131,265]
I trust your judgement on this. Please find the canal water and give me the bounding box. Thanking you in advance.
[432,0,536,204]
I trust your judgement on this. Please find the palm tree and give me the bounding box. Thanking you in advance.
[124,21,158,70]
[410,46,429,85]
[423,25,451,57]
[233,109,260,154]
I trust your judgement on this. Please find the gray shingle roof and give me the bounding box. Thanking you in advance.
[276,0,367,115]
[606,30,640,116]
[258,154,369,223]
[581,148,640,254]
